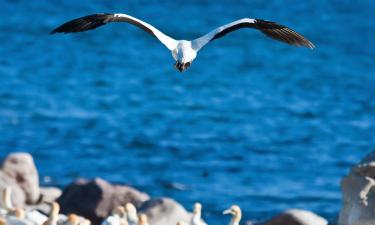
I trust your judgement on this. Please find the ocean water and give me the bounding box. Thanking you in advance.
[1,0,375,224]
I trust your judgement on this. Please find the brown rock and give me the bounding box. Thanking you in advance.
[1,152,40,204]
[57,178,149,225]
[263,209,327,225]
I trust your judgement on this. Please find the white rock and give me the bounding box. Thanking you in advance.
[338,150,375,225]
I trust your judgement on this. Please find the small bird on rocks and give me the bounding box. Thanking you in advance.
[125,203,138,225]
[223,205,242,225]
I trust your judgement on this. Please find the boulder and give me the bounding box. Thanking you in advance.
[0,171,26,207]
[57,178,149,225]
[39,187,62,203]
[263,209,328,225]
[139,198,199,225]
[338,150,375,225]
[1,152,40,204]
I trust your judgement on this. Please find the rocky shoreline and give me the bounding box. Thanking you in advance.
[1,151,373,225]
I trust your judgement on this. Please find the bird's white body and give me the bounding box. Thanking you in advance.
[172,41,197,63]
[190,203,206,225]
[101,215,123,225]
[125,203,137,225]
[101,206,127,225]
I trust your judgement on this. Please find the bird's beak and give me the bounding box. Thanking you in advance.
[174,61,191,73]
[223,209,232,215]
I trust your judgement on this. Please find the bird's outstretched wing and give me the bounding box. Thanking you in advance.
[191,18,315,51]
[50,13,178,50]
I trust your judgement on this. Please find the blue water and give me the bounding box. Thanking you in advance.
[1,0,375,224]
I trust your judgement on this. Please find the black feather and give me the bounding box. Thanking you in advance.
[50,14,112,34]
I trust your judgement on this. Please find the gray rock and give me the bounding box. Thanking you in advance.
[139,198,197,225]
[263,209,328,225]
[338,150,375,225]
[57,178,149,225]
[1,152,40,204]
[25,187,63,214]
[0,171,26,207]
[39,187,62,203]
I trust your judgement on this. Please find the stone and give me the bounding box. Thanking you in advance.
[0,171,26,207]
[39,187,62,203]
[338,150,375,225]
[263,209,328,225]
[1,152,40,204]
[139,198,198,225]
[57,178,149,225]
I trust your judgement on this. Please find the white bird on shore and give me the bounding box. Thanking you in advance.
[101,206,127,225]
[51,13,315,72]
[223,205,242,225]
[190,203,206,225]
[0,187,13,214]
[137,214,148,225]
[61,214,91,225]
[42,202,60,225]
[0,217,6,225]
[124,203,137,225]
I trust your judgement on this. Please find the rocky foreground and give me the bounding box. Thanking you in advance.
[1,151,373,225]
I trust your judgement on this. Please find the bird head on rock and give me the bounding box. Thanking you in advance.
[193,203,202,215]
[125,203,138,225]
[14,207,26,219]
[138,214,148,225]
[113,206,126,218]
[223,205,242,225]
[67,214,79,225]
[0,217,6,225]
[43,202,60,225]
[1,186,13,211]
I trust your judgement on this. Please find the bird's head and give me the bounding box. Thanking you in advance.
[174,61,191,72]
[67,214,79,225]
[15,207,25,219]
[172,41,197,73]
[138,214,148,225]
[223,205,242,224]
[193,202,202,215]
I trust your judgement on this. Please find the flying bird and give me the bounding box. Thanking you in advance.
[51,13,315,72]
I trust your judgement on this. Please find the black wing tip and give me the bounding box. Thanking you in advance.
[254,19,316,49]
[50,13,113,35]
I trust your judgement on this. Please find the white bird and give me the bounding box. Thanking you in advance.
[190,203,206,225]
[223,205,242,225]
[60,214,91,225]
[0,187,14,213]
[124,203,137,225]
[42,202,60,225]
[51,13,315,72]
[0,186,48,225]
[101,206,127,225]
[137,214,148,225]
[0,217,6,225]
